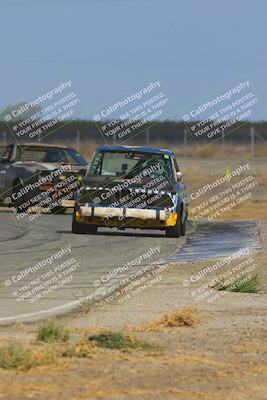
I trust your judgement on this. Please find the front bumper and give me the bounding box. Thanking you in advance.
[61,199,75,208]
[76,206,178,229]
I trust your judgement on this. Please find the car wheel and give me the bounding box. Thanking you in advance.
[72,214,97,234]
[166,207,186,238]
[51,206,67,214]
[166,220,181,237]
[180,210,188,236]
[180,218,186,236]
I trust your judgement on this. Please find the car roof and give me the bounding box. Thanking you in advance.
[95,145,174,156]
[22,143,69,149]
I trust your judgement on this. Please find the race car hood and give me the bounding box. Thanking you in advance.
[13,161,87,174]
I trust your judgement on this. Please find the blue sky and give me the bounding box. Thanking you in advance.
[0,0,266,120]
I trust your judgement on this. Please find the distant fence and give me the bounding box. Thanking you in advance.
[1,120,267,154]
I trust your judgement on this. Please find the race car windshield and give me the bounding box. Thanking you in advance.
[18,147,87,166]
[89,151,174,181]
[66,149,88,166]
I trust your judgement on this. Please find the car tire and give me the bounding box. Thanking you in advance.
[166,220,181,238]
[166,207,186,238]
[180,218,186,236]
[72,214,97,234]
[51,206,67,214]
[180,210,188,236]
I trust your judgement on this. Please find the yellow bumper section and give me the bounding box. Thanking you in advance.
[75,207,178,228]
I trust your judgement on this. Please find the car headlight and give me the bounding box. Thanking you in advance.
[76,186,84,197]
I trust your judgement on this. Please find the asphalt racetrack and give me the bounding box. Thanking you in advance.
[0,210,261,324]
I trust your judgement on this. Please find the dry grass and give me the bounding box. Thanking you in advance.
[0,331,153,370]
[131,307,199,332]
[0,340,55,370]
[229,339,267,354]
[172,142,267,160]
[68,140,267,162]
[62,338,98,358]
[189,198,267,221]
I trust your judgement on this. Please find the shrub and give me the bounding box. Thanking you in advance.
[0,342,55,370]
[216,275,261,293]
[37,320,70,343]
[88,332,152,350]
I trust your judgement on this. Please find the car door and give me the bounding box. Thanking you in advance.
[171,155,185,192]
[0,145,15,199]
[171,155,188,219]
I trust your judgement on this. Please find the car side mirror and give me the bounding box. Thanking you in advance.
[176,171,183,181]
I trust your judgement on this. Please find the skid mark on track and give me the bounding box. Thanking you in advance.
[169,220,262,261]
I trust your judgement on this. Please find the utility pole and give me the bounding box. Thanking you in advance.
[146,129,150,146]
[76,129,80,151]
[113,132,117,145]
[250,126,255,163]
[222,131,225,157]
[183,128,188,156]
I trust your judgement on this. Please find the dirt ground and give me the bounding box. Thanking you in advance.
[0,159,266,400]
[0,217,266,400]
